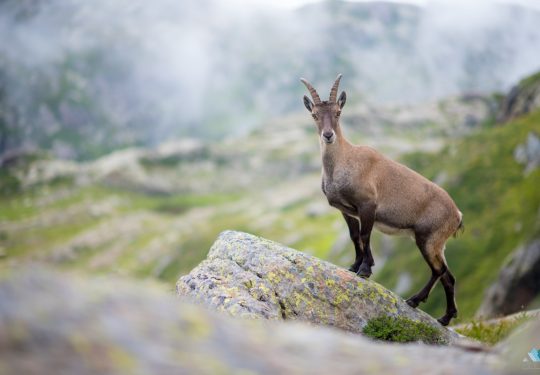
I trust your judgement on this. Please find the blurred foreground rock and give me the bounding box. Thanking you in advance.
[0,267,503,375]
[177,231,458,342]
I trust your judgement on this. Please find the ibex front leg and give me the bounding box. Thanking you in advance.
[357,202,376,278]
[342,213,363,273]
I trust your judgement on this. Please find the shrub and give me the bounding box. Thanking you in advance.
[363,315,445,345]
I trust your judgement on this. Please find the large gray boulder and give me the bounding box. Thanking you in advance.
[0,267,500,375]
[177,230,458,342]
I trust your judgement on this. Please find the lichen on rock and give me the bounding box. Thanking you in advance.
[177,230,458,343]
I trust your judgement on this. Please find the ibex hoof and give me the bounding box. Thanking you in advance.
[357,267,372,279]
[348,264,360,273]
[406,298,419,308]
[437,316,450,326]
[437,311,457,326]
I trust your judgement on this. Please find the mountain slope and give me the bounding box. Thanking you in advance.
[1,74,539,322]
[0,94,493,285]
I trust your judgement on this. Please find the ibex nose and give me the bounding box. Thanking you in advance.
[323,131,334,140]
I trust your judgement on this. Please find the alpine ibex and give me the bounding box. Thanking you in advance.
[301,74,463,325]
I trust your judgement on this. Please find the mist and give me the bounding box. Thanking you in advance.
[1,0,540,159]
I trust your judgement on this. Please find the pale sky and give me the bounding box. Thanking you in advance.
[260,0,540,10]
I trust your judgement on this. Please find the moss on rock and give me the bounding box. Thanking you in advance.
[363,315,446,345]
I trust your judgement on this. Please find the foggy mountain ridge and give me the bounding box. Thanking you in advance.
[1,0,540,159]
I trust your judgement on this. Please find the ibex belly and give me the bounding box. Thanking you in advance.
[374,222,414,237]
[324,177,415,237]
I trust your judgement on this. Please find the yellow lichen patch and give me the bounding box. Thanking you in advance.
[258,283,270,294]
[266,271,281,284]
[334,290,351,305]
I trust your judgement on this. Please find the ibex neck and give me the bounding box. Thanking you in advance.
[320,126,350,177]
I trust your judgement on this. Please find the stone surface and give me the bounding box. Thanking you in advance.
[477,239,540,319]
[177,230,459,342]
[497,318,540,373]
[497,72,540,123]
[0,267,500,375]
[514,132,540,174]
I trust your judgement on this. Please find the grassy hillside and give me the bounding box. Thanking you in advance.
[372,110,540,321]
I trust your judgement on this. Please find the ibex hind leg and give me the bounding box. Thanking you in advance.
[406,232,458,326]
[437,268,458,326]
[406,234,446,309]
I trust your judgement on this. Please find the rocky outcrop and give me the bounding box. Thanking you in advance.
[497,71,540,123]
[177,231,458,342]
[477,239,540,319]
[514,132,540,174]
[0,267,501,375]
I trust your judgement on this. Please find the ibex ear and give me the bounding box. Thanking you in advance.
[338,91,346,109]
[303,95,314,112]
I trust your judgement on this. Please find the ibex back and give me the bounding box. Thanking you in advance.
[301,74,463,326]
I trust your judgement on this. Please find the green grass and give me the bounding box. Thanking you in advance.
[0,177,245,280]
[374,110,540,321]
[2,216,103,259]
[363,315,445,344]
[455,314,530,345]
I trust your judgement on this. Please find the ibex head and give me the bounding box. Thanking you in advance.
[301,74,346,144]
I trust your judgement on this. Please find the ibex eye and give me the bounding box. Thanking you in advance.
[336,111,341,117]
[312,114,318,120]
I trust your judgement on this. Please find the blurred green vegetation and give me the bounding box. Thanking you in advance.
[0,176,342,282]
[1,88,539,323]
[455,314,531,345]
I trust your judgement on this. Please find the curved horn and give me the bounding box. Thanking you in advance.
[300,78,322,105]
[329,73,342,103]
